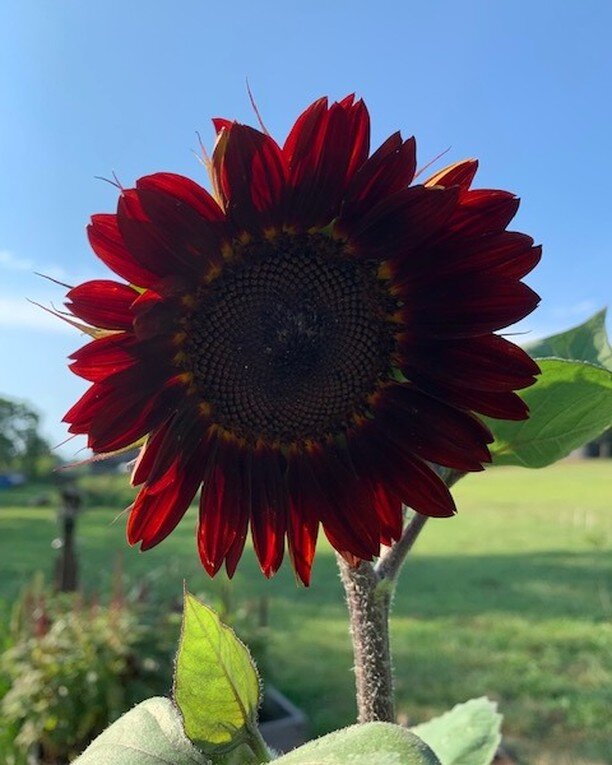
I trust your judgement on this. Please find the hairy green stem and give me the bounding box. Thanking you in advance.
[337,557,395,723]
[338,469,466,724]
[244,712,272,763]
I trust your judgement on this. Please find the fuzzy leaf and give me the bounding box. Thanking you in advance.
[487,359,612,467]
[410,697,502,765]
[273,722,440,765]
[524,308,612,370]
[74,697,209,764]
[173,592,261,751]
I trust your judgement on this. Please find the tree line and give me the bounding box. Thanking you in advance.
[0,396,56,479]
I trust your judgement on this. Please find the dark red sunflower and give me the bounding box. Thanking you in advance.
[64,95,540,585]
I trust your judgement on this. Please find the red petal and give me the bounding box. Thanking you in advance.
[348,424,456,518]
[132,296,180,340]
[400,335,540,393]
[127,426,213,549]
[130,288,163,314]
[308,444,381,559]
[286,448,373,562]
[283,97,329,171]
[66,280,137,330]
[249,448,287,578]
[493,242,541,280]
[131,417,175,487]
[134,186,225,274]
[86,378,180,454]
[88,214,157,288]
[393,232,541,287]
[373,384,492,472]
[212,117,234,134]
[224,510,250,579]
[128,478,198,552]
[447,189,520,236]
[405,277,540,337]
[341,132,417,219]
[394,455,457,518]
[286,495,319,586]
[137,173,224,221]
[198,442,250,577]
[284,100,357,228]
[63,383,115,431]
[69,333,137,382]
[286,452,321,585]
[132,407,207,491]
[371,483,403,546]
[339,96,371,179]
[117,190,206,278]
[425,159,478,190]
[348,185,459,260]
[212,123,287,230]
[64,363,174,442]
[410,381,530,421]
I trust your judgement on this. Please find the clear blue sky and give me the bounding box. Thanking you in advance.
[1,1,610,455]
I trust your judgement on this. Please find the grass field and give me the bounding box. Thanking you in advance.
[1,462,610,764]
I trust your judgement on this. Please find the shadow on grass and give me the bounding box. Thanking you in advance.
[263,549,611,623]
[393,549,611,621]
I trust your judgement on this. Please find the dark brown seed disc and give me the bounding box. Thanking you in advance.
[184,234,397,444]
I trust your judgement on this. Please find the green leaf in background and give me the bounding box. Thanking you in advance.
[174,591,262,754]
[524,308,612,370]
[487,359,612,467]
[410,697,502,765]
[73,697,210,765]
[273,722,441,765]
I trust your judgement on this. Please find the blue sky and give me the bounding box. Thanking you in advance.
[1,1,610,455]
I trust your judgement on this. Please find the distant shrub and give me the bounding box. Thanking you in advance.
[0,573,269,764]
[0,578,171,764]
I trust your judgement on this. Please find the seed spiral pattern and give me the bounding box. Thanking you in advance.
[184,234,398,443]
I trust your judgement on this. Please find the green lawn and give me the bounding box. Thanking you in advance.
[1,462,610,764]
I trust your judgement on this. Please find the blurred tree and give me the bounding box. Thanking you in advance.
[0,396,54,479]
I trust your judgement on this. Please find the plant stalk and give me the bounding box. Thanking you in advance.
[248,726,272,763]
[338,468,466,725]
[337,557,395,723]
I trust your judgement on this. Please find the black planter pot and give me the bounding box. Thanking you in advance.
[259,685,310,754]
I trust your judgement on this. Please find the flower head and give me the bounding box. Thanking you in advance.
[64,95,540,584]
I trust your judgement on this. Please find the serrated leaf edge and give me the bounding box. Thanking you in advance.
[173,591,262,752]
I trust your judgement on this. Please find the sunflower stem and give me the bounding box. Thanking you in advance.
[338,469,467,724]
[247,722,272,763]
[337,557,395,723]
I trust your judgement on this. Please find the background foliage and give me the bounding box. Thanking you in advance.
[0,397,55,480]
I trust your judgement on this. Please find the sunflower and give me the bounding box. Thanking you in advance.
[64,95,540,584]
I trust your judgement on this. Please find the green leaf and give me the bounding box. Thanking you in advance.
[487,359,612,467]
[73,697,210,765]
[173,592,261,752]
[524,309,612,370]
[272,722,440,765]
[410,697,502,765]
